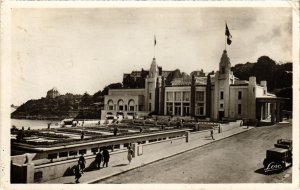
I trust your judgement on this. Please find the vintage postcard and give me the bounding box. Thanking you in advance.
[0,1,299,190]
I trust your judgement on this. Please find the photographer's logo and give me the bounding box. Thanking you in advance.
[265,162,282,172]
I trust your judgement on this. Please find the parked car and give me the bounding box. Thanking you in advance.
[263,139,292,172]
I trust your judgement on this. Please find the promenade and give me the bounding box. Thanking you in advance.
[46,125,253,184]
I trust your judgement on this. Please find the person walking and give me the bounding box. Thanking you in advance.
[113,126,118,136]
[81,131,85,140]
[102,147,110,167]
[127,146,134,165]
[210,129,215,140]
[73,162,82,183]
[95,150,103,169]
[78,154,86,173]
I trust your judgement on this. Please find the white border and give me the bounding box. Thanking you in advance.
[1,1,299,190]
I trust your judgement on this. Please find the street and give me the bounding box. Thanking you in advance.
[98,122,292,183]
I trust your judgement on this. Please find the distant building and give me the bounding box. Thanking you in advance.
[102,50,285,124]
[46,87,60,99]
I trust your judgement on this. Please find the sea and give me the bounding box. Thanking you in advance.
[11,119,61,130]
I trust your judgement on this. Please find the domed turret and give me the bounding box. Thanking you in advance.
[219,50,231,74]
[149,58,158,78]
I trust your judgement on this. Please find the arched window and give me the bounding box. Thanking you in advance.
[117,99,124,111]
[107,100,114,110]
[128,100,135,111]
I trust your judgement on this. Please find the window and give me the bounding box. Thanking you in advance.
[238,104,242,115]
[91,147,99,154]
[149,93,152,100]
[195,91,204,101]
[118,100,124,111]
[69,150,77,156]
[166,92,173,101]
[220,91,224,100]
[59,152,68,157]
[128,100,135,111]
[108,100,114,110]
[175,92,181,101]
[48,153,58,159]
[79,149,87,155]
[167,102,173,115]
[174,103,181,115]
[183,103,190,116]
[220,104,224,108]
[149,103,152,111]
[183,92,190,101]
[238,91,242,99]
[196,103,205,116]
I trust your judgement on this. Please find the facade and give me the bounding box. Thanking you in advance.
[102,50,284,123]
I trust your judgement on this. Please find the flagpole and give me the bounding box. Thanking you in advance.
[225,21,226,51]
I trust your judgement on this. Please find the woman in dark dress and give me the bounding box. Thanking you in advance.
[102,147,110,167]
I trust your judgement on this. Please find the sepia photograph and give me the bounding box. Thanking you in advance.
[1,1,299,189]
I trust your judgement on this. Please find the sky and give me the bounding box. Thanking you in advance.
[11,7,292,105]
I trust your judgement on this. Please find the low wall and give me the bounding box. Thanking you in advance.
[190,130,210,141]
[33,149,128,183]
[221,121,241,132]
[141,136,186,155]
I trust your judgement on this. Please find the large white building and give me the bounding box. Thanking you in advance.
[102,50,285,124]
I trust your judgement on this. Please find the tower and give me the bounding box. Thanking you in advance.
[145,58,161,112]
[213,50,234,120]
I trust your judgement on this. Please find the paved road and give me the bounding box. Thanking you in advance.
[99,122,292,183]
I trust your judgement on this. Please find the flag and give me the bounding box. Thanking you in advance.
[225,24,232,45]
[154,35,156,46]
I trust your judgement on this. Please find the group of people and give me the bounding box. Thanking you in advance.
[73,146,135,183]
[73,147,110,183]
[73,146,134,183]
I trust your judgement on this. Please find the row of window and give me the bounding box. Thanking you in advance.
[166,91,205,102]
[219,103,242,115]
[220,91,242,100]
[166,102,205,116]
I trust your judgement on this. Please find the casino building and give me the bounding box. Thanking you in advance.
[102,50,285,123]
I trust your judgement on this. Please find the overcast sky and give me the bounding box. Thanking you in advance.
[12,7,292,105]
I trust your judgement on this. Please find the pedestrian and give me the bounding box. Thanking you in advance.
[73,162,82,183]
[95,150,103,169]
[180,119,184,128]
[78,154,86,173]
[176,120,180,129]
[139,126,143,133]
[81,131,85,140]
[167,117,171,127]
[127,146,134,165]
[210,129,215,140]
[102,147,110,167]
[113,126,118,136]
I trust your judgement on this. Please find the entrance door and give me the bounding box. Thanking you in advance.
[219,111,224,121]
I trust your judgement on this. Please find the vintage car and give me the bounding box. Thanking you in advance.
[263,139,292,172]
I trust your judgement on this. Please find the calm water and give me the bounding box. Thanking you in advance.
[11,119,61,129]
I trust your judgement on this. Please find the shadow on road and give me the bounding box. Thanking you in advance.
[113,164,128,167]
[255,167,282,176]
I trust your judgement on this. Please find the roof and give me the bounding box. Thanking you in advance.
[267,147,289,153]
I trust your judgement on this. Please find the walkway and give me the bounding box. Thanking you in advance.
[45,126,253,184]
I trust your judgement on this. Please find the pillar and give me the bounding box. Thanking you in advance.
[190,75,196,117]
[271,103,275,124]
[25,163,35,183]
[262,103,266,120]
[131,143,138,158]
[185,131,190,142]
[276,103,280,123]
